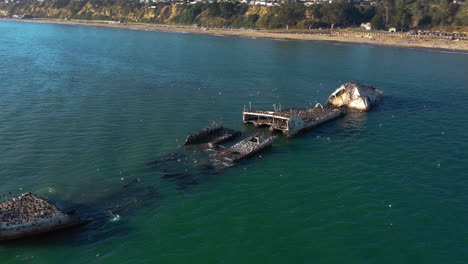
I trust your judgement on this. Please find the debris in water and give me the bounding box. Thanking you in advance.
[109,212,120,222]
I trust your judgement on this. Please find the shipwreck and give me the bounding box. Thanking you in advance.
[0,81,385,242]
[242,104,343,137]
[0,193,87,242]
[184,120,241,146]
[327,81,383,111]
[212,134,276,165]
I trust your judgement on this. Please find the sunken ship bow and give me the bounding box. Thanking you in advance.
[0,193,87,241]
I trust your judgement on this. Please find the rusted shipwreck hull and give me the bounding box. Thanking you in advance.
[243,104,343,137]
[184,121,241,146]
[0,193,87,242]
[212,135,276,165]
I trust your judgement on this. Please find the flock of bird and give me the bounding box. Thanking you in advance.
[0,193,63,227]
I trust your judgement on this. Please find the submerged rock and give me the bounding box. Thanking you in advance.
[327,82,383,111]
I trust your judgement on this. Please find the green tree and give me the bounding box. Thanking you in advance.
[307,4,322,21]
[245,13,259,27]
[305,4,323,29]
[431,0,458,26]
[392,8,412,31]
[174,4,204,24]
[382,0,395,27]
[358,5,376,23]
[454,3,468,25]
[371,15,383,30]
[320,0,352,29]
[276,2,305,29]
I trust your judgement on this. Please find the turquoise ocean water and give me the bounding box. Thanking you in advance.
[0,20,467,263]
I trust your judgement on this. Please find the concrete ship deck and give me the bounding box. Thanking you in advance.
[212,135,276,165]
[243,105,343,136]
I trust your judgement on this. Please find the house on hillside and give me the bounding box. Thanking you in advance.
[250,1,279,6]
[360,22,371,30]
[299,0,334,5]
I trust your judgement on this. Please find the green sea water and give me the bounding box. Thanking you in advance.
[0,20,467,264]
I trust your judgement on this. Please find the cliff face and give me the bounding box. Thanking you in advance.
[2,1,467,29]
[0,2,276,27]
[1,1,155,21]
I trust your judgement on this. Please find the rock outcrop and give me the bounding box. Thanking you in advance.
[326,82,383,111]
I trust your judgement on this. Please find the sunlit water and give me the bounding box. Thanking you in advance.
[1,20,467,264]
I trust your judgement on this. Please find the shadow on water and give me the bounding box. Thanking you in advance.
[2,136,236,246]
[147,146,225,190]
[376,95,440,113]
[320,109,369,139]
[308,95,439,140]
[146,152,188,172]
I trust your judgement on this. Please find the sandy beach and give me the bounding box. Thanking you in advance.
[3,18,468,52]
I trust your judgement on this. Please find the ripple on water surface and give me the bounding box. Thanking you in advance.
[0,20,467,264]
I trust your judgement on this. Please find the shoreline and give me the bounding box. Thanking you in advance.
[2,18,468,52]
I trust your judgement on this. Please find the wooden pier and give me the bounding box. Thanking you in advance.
[243,104,344,137]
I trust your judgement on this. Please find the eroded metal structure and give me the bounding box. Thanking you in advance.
[184,120,241,146]
[211,135,276,166]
